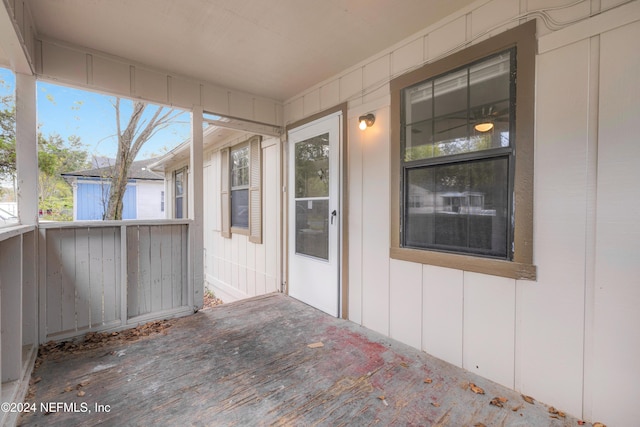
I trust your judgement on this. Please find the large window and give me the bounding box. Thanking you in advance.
[390,21,536,280]
[402,50,514,259]
[220,135,262,243]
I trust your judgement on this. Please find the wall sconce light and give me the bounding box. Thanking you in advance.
[358,113,376,130]
[474,122,494,132]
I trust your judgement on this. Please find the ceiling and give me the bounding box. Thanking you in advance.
[24,0,477,102]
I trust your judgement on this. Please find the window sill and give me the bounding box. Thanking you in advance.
[230,226,249,236]
[390,246,536,281]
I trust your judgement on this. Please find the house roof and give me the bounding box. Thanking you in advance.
[148,124,249,171]
[13,0,478,102]
[62,158,164,181]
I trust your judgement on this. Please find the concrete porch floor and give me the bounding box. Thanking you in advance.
[19,293,592,426]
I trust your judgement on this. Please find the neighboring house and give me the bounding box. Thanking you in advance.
[62,158,165,220]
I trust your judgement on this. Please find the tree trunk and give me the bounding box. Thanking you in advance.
[103,99,180,220]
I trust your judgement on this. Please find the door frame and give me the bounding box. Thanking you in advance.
[283,103,349,319]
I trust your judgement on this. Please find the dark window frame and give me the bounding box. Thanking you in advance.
[400,49,516,260]
[230,143,250,230]
[390,21,536,280]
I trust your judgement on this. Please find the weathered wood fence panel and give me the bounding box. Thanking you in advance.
[40,221,190,343]
[126,224,188,320]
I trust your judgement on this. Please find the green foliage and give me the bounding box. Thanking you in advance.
[0,92,89,220]
[38,132,90,219]
[0,94,16,178]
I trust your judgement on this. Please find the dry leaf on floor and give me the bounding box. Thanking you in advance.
[431,402,440,407]
[593,423,607,427]
[77,390,85,397]
[307,342,324,349]
[424,378,433,384]
[548,407,565,417]
[474,423,487,427]
[64,386,73,392]
[469,383,485,394]
[521,394,535,404]
[490,397,507,408]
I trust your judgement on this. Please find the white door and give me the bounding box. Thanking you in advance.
[288,113,341,317]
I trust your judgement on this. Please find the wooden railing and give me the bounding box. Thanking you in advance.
[38,220,192,343]
[0,224,38,427]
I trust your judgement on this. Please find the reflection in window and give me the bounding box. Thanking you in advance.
[175,168,186,219]
[230,145,249,228]
[293,133,330,261]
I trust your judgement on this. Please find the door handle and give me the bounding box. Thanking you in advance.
[330,210,337,225]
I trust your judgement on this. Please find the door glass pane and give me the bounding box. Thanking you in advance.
[295,200,329,260]
[295,133,329,198]
[404,157,509,258]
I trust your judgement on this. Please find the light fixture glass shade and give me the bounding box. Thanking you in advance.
[358,113,375,130]
[474,122,494,132]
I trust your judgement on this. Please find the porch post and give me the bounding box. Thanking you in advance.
[189,106,204,309]
[15,73,38,226]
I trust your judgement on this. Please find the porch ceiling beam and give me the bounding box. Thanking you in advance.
[203,115,282,138]
[0,0,33,74]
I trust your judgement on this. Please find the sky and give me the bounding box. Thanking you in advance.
[0,67,191,164]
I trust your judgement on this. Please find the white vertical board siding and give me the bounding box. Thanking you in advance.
[422,265,464,368]
[205,140,280,302]
[360,108,391,336]
[389,259,422,349]
[348,116,364,324]
[518,38,590,417]
[592,20,640,427]
[463,272,516,389]
[263,142,279,293]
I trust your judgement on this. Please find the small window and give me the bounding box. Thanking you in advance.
[230,145,249,228]
[174,168,187,219]
[220,135,262,243]
[390,21,536,280]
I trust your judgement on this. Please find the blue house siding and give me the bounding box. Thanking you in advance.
[76,179,137,220]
